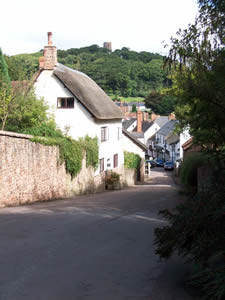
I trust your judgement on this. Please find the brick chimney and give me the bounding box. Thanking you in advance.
[151,113,160,121]
[168,113,176,120]
[39,32,57,70]
[137,110,143,133]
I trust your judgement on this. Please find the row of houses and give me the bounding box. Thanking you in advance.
[122,109,191,163]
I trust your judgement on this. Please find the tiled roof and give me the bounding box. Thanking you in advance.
[122,118,136,129]
[157,120,178,137]
[122,128,147,151]
[154,116,168,127]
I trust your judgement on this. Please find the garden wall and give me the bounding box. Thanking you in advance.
[0,131,136,208]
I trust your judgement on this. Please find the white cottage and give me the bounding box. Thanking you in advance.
[34,33,124,175]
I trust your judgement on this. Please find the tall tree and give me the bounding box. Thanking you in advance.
[0,49,10,86]
[166,0,225,155]
[0,48,13,130]
[154,2,225,299]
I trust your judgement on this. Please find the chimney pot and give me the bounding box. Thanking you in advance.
[39,32,57,70]
[48,32,53,46]
[137,110,143,133]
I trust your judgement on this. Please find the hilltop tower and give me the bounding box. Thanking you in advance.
[103,42,112,51]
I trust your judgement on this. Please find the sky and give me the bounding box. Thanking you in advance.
[1,0,199,56]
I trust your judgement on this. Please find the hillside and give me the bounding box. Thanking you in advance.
[5,45,170,98]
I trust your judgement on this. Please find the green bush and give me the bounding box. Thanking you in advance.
[31,135,99,178]
[154,180,225,300]
[124,151,141,169]
[59,138,82,178]
[180,152,209,187]
[80,136,99,170]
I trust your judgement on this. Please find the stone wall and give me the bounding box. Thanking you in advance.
[0,131,136,207]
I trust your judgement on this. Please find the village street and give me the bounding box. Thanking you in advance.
[0,169,193,300]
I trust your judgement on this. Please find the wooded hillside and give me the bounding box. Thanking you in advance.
[5,46,170,98]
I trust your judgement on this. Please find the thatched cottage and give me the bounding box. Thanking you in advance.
[34,33,124,175]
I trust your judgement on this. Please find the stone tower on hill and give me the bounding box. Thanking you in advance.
[103,42,112,51]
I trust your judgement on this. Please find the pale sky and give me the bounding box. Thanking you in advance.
[1,0,199,56]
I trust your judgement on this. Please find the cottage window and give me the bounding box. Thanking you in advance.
[57,97,74,109]
[101,127,108,142]
[113,154,118,168]
[100,158,104,173]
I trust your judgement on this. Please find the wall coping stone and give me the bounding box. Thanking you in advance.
[0,130,33,140]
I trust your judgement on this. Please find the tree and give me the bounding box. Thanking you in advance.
[131,104,137,112]
[165,0,225,155]
[4,87,49,133]
[154,1,225,299]
[0,48,13,130]
[0,49,10,85]
[145,90,176,114]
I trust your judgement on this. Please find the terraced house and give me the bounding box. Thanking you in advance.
[34,33,124,175]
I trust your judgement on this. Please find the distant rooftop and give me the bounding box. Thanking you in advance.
[133,120,154,133]
[154,116,168,127]
[157,120,178,137]
[122,118,136,130]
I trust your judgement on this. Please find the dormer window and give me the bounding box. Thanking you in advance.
[57,97,74,109]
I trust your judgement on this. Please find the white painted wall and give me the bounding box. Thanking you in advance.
[122,134,145,159]
[180,128,191,160]
[35,70,124,175]
[145,123,160,145]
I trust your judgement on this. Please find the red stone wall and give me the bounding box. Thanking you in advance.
[0,131,104,207]
[0,131,136,208]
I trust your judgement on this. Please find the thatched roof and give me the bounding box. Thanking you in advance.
[53,64,124,120]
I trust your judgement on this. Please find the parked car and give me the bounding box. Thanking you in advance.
[164,161,174,171]
[145,160,157,168]
[154,158,164,167]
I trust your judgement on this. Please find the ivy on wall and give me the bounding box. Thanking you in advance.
[31,135,99,178]
[124,151,141,169]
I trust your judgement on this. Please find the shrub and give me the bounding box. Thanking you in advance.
[179,152,209,188]
[31,135,99,178]
[124,151,141,169]
[80,135,99,170]
[154,179,225,300]
[105,172,121,190]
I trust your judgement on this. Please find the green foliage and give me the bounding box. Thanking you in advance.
[154,180,225,299]
[31,135,99,178]
[22,120,64,138]
[165,0,225,153]
[6,46,169,98]
[3,89,49,133]
[124,151,141,169]
[0,49,10,86]
[145,90,177,114]
[79,135,99,170]
[131,104,137,112]
[59,137,83,178]
[5,52,40,81]
[179,153,209,188]
[154,2,225,299]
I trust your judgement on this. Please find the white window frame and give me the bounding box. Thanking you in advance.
[101,127,108,142]
[57,97,75,109]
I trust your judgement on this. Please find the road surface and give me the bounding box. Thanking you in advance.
[0,168,193,300]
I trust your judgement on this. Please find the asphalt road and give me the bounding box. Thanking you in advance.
[0,168,193,300]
